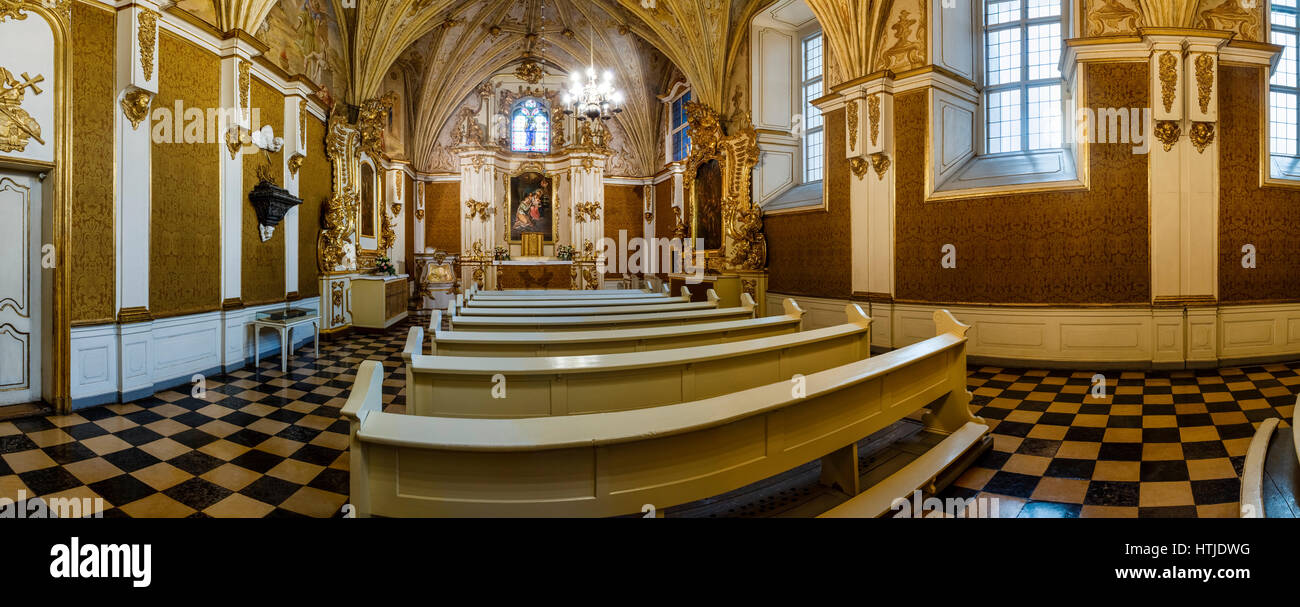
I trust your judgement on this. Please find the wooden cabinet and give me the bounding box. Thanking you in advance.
[353,275,409,329]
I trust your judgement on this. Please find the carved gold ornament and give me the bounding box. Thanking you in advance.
[331,281,345,325]
[225,125,250,159]
[120,88,153,130]
[868,94,880,147]
[514,60,543,84]
[682,103,763,271]
[1086,0,1140,36]
[318,110,361,273]
[464,199,491,221]
[849,157,870,179]
[358,92,395,158]
[0,0,31,21]
[238,60,250,109]
[138,9,157,82]
[1159,51,1177,114]
[415,208,424,220]
[1200,0,1261,42]
[1195,54,1214,114]
[287,152,305,177]
[379,206,395,251]
[671,206,686,239]
[0,67,45,152]
[1154,120,1181,152]
[392,202,402,215]
[847,100,858,154]
[574,201,602,223]
[299,99,307,148]
[1189,121,1215,154]
[870,153,891,180]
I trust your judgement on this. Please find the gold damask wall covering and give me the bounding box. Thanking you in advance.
[70,2,116,324]
[1218,66,1300,303]
[422,182,461,253]
[298,113,329,298]
[603,185,642,249]
[653,178,674,242]
[151,31,221,318]
[241,78,286,306]
[763,109,851,299]
[895,63,1150,304]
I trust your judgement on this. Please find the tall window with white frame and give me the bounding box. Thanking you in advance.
[983,0,1064,154]
[670,91,692,162]
[1271,0,1300,157]
[802,32,824,182]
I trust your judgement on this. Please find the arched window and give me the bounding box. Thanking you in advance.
[511,99,551,153]
[1272,0,1299,157]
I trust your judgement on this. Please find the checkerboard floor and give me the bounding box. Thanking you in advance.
[0,320,1294,517]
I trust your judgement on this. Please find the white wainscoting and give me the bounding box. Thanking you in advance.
[70,299,321,410]
[766,293,1300,369]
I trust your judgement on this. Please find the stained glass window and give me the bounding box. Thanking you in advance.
[511,99,550,153]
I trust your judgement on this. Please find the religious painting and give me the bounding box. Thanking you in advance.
[509,172,553,242]
[258,0,350,109]
[360,163,376,238]
[693,159,723,251]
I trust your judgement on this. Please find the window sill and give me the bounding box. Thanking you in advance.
[929,148,1085,201]
[1266,155,1300,188]
[760,181,825,215]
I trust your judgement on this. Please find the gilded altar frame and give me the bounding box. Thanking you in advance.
[502,161,560,245]
[681,103,764,272]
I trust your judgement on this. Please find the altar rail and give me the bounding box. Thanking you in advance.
[342,310,987,517]
[404,304,871,418]
[427,299,806,357]
[448,294,757,331]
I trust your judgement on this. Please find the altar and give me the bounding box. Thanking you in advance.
[495,259,573,290]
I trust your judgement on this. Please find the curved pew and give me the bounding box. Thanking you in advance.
[449,293,756,332]
[342,310,988,518]
[455,289,716,317]
[405,303,871,418]
[1238,401,1298,518]
[426,299,806,357]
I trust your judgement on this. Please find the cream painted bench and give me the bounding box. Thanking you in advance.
[467,284,662,299]
[426,299,806,357]
[341,310,988,517]
[453,289,716,317]
[403,304,871,418]
[448,293,756,332]
[463,294,677,308]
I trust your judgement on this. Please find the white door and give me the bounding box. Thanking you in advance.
[0,171,41,406]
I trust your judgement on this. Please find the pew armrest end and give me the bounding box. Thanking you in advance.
[740,292,757,315]
[845,303,871,329]
[706,289,720,306]
[679,285,691,301]
[403,326,424,363]
[782,298,804,323]
[341,360,385,422]
[934,309,969,338]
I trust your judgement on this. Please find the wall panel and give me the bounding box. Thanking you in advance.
[423,181,461,252]
[70,1,116,323]
[298,113,328,298]
[241,78,286,306]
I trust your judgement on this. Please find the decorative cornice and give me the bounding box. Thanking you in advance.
[116,306,153,324]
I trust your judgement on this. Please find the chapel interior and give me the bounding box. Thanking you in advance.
[0,0,1297,519]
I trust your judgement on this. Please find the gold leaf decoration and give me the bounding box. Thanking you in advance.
[847,100,858,153]
[868,94,881,147]
[1189,121,1215,154]
[238,60,250,109]
[1159,51,1177,114]
[299,98,307,148]
[137,9,157,82]
[120,88,152,130]
[1195,53,1214,114]
[0,66,44,152]
[849,156,869,179]
[870,153,890,180]
[1154,120,1181,152]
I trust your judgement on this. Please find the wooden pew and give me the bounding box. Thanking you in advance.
[426,299,806,357]
[341,310,988,517]
[467,283,660,298]
[454,289,716,317]
[448,293,757,332]
[468,284,670,302]
[404,303,871,418]
[458,288,684,311]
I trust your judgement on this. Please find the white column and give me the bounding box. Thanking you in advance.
[283,93,307,297]
[218,39,257,370]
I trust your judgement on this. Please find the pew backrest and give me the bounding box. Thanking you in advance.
[404,302,869,418]
[427,299,806,357]
[449,293,756,332]
[343,309,984,518]
[455,289,714,317]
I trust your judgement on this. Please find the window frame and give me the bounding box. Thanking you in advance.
[668,89,692,163]
[981,0,1066,156]
[510,97,551,154]
[1271,0,1300,158]
[801,30,825,183]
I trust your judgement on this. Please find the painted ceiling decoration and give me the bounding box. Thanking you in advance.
[1087,0,1264,40]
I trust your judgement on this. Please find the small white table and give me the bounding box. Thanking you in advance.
[253,309,320,372]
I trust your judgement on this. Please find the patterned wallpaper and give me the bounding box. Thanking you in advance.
[241,79,286,306]
[603,184,643,247]
[653,177,673,242]
[1219,65,1300,303]
[150,31,222,318]
[70,2,116,324]
[763,108,852,299]
[894,62,1150,304]
[422,182,461,253]
[298,113,328,298]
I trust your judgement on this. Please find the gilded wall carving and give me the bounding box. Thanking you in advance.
[150,31,221,318]
[241,78,286,306]
[299,113,329,298]
[137,9,157,81]
[763,109,851,299]
[70,2,116,323]
[422,182,461,253]
[1219,66,1300,302]
[894,63,1150,304]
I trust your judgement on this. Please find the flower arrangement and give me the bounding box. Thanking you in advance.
[374,255,397,277]
[493,246,511,261]
[556,244,575,260]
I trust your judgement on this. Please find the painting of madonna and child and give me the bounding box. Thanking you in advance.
[510,172,553,243]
